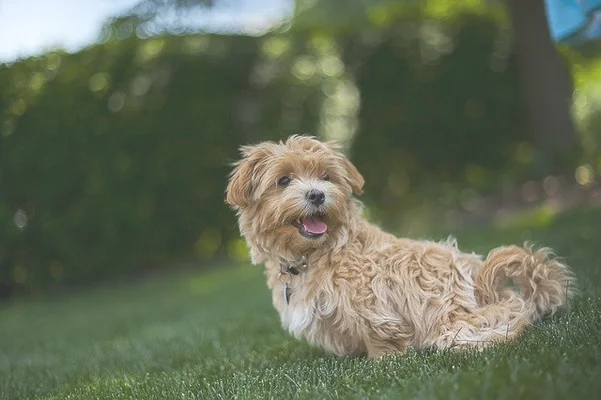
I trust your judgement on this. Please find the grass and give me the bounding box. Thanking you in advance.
[2,206,601,400]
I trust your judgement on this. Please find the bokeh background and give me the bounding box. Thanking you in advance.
[1,0,600,300]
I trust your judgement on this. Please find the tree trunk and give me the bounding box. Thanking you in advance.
[508,0,578,169]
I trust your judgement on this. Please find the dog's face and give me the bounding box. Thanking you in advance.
[226,136,364,261]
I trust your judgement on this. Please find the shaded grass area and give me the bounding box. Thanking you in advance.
[1,206,601,399]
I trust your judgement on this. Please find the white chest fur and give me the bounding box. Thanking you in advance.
[282,301,316,337]
[277,282,317,338]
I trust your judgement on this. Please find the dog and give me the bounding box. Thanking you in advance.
[225,135,576,357]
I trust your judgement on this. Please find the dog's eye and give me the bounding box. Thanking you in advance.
[322,173,330,181]
[278,176,292,186]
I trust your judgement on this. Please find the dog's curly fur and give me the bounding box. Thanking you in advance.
[225,135,576,358]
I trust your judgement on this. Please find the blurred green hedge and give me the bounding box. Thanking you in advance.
[0,9,578,296]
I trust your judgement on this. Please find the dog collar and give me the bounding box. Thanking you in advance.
[279,255,308,304]
[280,255,308,276]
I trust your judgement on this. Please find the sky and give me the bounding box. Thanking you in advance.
[0,0,293,62]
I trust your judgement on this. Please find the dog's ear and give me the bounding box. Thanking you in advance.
[325,140,365,196]
[225,145,268,209]
[342,157,364,195]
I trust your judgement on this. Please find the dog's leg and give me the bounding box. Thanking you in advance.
[364,321,412,358]
[365,337,407,358]
[428,303,532,351]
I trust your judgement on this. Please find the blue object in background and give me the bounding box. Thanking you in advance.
[545,0,601,44]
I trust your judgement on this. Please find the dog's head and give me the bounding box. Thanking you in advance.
[226,135,364,262]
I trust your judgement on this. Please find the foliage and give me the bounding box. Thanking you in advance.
[0,33,322,295]
[0,4,599,295]
[1,206,600,399]
[568,49,601,167]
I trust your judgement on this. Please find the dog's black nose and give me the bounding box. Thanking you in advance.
[306,189,325,206]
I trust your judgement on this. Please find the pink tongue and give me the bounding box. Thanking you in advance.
[301,217,328,235]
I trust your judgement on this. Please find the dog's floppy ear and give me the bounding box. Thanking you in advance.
[225,145,268,209]
[342,157,364,195]
[325,140,365,196]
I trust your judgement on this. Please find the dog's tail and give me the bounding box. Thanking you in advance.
[474,244,576,322]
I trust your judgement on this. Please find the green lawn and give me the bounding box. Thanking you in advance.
[2,206,601,400]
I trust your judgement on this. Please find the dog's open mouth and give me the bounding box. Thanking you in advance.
[292,215,328,239]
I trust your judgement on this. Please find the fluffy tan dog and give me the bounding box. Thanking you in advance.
[225,135,576,358]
